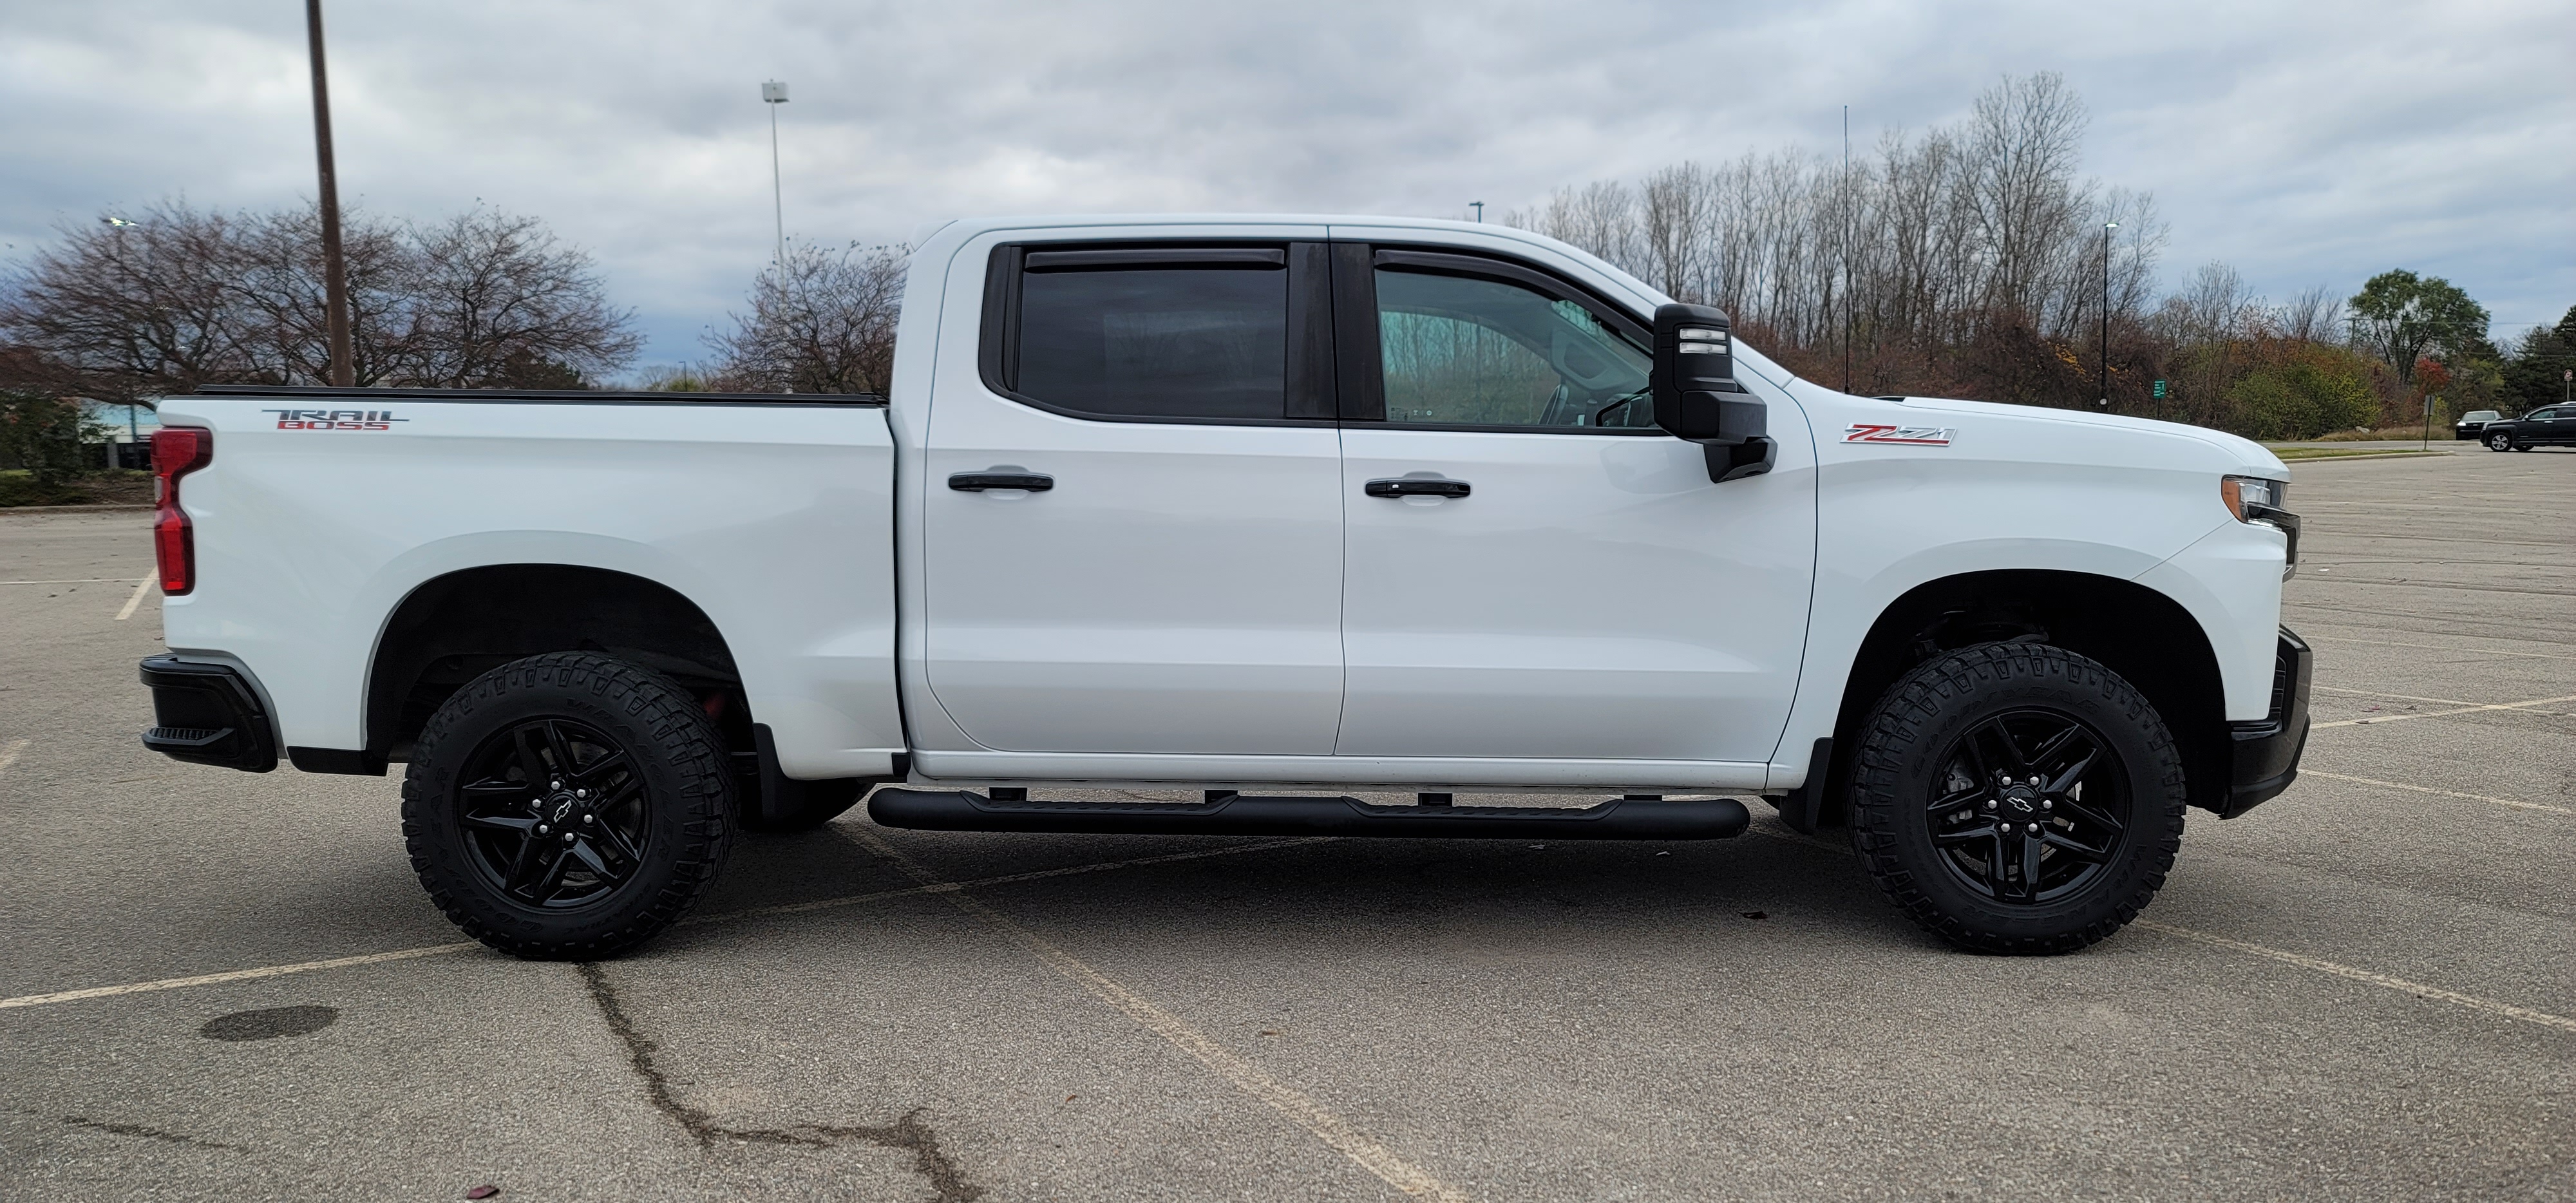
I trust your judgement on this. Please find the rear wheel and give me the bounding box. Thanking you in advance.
[402,652,734,958]
[1849,642,2186,954]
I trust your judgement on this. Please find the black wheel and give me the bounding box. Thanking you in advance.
[1848,643,2186,954]
[402,652,734,958]
[2488,431,2514,451]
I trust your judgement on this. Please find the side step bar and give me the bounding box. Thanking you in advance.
[867,790,1749,840]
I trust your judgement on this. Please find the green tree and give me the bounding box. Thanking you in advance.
[0,391,107,502]
[2347,270,2490,387]
[2497,305,2575,415]
[2224,343,2381,439]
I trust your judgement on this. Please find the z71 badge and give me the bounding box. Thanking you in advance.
[1842,423,1955,446]
[264,408,408,431]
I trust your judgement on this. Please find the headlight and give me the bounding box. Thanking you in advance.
[2222,475,2299,576]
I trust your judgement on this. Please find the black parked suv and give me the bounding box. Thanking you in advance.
[2480,406,2576,451]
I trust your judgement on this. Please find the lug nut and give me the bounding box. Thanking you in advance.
[1984,800,1998,810]
[576,789,587,799]
[2029,775,2043,786]
[2029,822,2041,833]
[536,824,549,835]
[563,833,576,844]
[583,813,594,824]
[551,780,562,790]
[2040,799,2053,811]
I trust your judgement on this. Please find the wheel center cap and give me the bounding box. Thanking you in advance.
[2000,787,2041,814]
[547,793,578,822]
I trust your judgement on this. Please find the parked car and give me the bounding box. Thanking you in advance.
[2454,410,2501,440]
[2479,405,2576,450]
[135,213,2309,958]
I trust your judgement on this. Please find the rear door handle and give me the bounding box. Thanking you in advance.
[1365,478,1470,498]
[949,473,1054,493]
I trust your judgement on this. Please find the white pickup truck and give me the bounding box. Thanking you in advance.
[138,214,2310,958]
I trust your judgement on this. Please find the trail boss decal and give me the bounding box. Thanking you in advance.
[265,409,408,431]
[1842,423,1955,446]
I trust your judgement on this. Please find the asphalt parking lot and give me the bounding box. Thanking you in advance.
[3,448,2570,1202]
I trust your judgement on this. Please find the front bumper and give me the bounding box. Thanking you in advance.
[2219,628,2310,818]
[138,656,277,773]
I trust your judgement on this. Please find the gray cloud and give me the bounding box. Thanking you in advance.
[4,0,2568,365]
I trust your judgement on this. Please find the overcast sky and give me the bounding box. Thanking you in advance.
[3,0,2568,371]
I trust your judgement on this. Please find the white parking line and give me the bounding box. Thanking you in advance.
[2313,694,2576,728]
[0,739,28,775]
[1746,821,2576,1036]
[0,578,138,585]
[840,827,1471,1203]
[2313,685,2483,706]
[113,574,155,621]
[2302,634,2576,661]
[2302,770,2573,816]
[2131,921,2576,1035]
[0,837,1320,1012]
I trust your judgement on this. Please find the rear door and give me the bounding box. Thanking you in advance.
[919,237,1347,754]
[1330,243,1815,763]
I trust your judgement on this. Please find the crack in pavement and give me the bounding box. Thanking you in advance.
[574,962,982,1202]
[56,1113,237,1151]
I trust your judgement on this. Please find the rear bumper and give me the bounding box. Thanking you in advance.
[2219,627,2310,819]
[138,656,277,773]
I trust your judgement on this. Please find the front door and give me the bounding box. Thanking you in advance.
[922,238,1347,754]
[1332,246,1815,763]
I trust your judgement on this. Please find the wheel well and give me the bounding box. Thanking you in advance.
[1824,570,2228,821]
[366,565,751,762]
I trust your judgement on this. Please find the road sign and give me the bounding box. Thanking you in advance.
[2152,379,2166,399]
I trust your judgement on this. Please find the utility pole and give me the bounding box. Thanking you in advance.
[1842,104,1852,395]
[1469,201,1484,223]
[762,81,789,266]
[304,0,354,387]
[2099,222,2117,409]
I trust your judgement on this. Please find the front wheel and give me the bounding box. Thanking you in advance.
[2488,431,2515,451]
[1848,643,2187,954]
[401,652,735,958]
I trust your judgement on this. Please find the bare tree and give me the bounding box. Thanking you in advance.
[705,243,907,395]
[398,210,641,388]
[0,201,255,403]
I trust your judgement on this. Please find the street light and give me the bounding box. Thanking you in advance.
[2099,221,2117,409]
[762,80,789,267]
[1469,201,1484,223]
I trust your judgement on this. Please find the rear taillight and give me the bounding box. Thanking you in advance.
[152,428,213,595]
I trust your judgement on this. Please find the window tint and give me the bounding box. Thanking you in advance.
[1375,269,1651,429]
[1015,266,1287,420]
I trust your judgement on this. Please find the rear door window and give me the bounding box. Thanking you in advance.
[998,250,1293,421]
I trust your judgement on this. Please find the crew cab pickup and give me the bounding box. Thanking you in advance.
[138,214,2311,957]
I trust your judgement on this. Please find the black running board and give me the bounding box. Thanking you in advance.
[867,790,1749,840]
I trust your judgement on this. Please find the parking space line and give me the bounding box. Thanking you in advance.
[113,574,155,621]
[2313,685,2485,706]
[840,827,1472,1203]
[2130,921,2576,1035]
[2302,770,2573,816]
[0,739,27,775]
[0,578,140,585]
[0,837,1321,1012]
[2302,634,2576,661]
[1747,822,2576,1036]
[2312,694,2576,728]
[0,943,479,1010]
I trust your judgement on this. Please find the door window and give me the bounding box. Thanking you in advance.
[1375,269,1652,429]
[1012,263,1287,420]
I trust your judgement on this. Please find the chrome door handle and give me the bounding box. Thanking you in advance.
[1365,478,1470,498]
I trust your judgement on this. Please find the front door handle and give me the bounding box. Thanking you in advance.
[1365,478,1470,499]
[949,472,1054,493]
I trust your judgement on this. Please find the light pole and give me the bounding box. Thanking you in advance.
[762,80,789,266]
[1469,201,1483,223]
[2099,221,2117,409]
[305,0,354,387]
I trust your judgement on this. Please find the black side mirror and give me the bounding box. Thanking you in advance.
[1652,303,1773,482]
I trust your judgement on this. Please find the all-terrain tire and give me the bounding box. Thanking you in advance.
[401,652,735,959]
[1848,642,2187,954]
